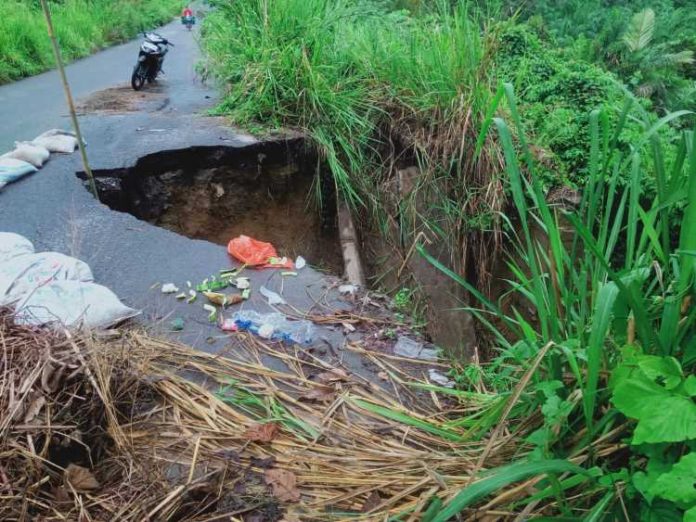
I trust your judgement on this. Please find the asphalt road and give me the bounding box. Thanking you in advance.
[0,18,207,153]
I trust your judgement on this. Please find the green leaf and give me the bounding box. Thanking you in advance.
[649,452,696,504]
[612,372,696,444]
[623,8,655,52]
[637,355,684,390]
[430,460,589,522]
[684,376,696,397]
[685,505,696,522]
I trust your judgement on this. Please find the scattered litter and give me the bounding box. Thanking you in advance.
[232,310,315,345]
[203,304,217,322]
[282,271,298,277]
[394,336,439,361]
[428,369,455,388]
[170,318,185,331]
[228,235,294,269]
[176,292,187,300]
[204,291,244,307]
[235,277,250,290]
[220,317,238,332]
[342,322,356,333]
[241,289,251,300]
[339,284,359,296]
[260,285,286,306]
[258,323,275,339]
[161,283,179,294]
[295,256,307,270]
[196,277,227,292]
[187,290,197,303]
[186,281,192,288]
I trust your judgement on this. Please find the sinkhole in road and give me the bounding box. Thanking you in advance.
[78,141,344,273]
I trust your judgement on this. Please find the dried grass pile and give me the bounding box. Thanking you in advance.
[0,310,547,521]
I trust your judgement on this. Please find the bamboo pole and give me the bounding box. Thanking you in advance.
[39,0,99,200]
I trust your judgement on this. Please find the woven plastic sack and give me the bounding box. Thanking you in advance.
[0,252,94,306]
[2,142,50,167]
[227,235,294,269]
[14,280,139,329]
[0,232,35,264]
[0,158,38,191]
[32,134,78,153]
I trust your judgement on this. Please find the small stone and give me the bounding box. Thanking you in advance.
[170,318,185,331]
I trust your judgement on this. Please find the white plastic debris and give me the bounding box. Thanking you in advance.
[428,369,455,388]
[235,277,250,290]
[394,336,439,361]
[295,256,307,270]
[161,283,179,294]
[258,323,275,339]
[338,284,359,295]
[260,285,286,305]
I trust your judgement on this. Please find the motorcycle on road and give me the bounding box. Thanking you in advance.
[131,32,173,91]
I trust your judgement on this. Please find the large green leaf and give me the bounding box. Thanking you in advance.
[623,8,655,52]
[686,506,696,522]
[611,367,696,444]
[650,452,696,504]
[430,460,589,522]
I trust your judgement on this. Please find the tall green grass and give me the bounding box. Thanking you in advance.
[0,0,183,84]
[420,86,696,519]
[202,0,503,275]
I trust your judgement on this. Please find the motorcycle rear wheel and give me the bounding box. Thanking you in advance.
[131,63,146,91]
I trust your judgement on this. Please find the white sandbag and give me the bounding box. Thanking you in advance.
[2,142,50,168]
[0,158,38,190]
[0,232,35,264]
[0,252,93,306]
[35,129,76,139]
[32,134,78,154]
[14,280,139,329]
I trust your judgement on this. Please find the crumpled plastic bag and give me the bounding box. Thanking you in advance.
[14,280,139,329]
[227,235,294,269]
[0,252,94,306]
[2,142,50,168]
[0,232,35,264]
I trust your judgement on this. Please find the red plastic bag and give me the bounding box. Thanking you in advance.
[227,235,294,269]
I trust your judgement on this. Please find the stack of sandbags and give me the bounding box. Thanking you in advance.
[0,232,139,330]
[0,130,79,192]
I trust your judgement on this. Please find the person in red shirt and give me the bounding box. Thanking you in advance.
[182,7,193,18]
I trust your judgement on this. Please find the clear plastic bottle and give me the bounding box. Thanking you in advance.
[232,311,314,345]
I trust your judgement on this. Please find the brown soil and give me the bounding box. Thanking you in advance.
[77,85,166,113]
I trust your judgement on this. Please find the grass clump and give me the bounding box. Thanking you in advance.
[0,0,183,84]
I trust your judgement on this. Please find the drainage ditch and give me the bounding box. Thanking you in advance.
[78,141,344,273]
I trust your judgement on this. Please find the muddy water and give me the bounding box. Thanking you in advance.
[83,144,344,273]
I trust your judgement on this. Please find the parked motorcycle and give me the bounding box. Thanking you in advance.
[131,32,173,91]
[181,15,196,31]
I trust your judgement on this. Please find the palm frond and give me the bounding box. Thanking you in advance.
[623,8,655,52]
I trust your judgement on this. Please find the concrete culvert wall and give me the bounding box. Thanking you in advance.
[77,141,344,274]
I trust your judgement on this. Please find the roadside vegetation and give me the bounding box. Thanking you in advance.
[0,0,183,84]
[201,0,696,519]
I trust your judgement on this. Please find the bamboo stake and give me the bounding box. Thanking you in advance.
[39,0,99,200]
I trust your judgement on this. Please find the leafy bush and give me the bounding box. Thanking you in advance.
[421,86,696,520]
[0,0,183,84]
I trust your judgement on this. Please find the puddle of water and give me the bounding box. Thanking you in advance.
[80,143,343,273]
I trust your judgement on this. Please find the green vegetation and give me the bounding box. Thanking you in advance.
[0,0,183,84]
[201,0,696,519]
